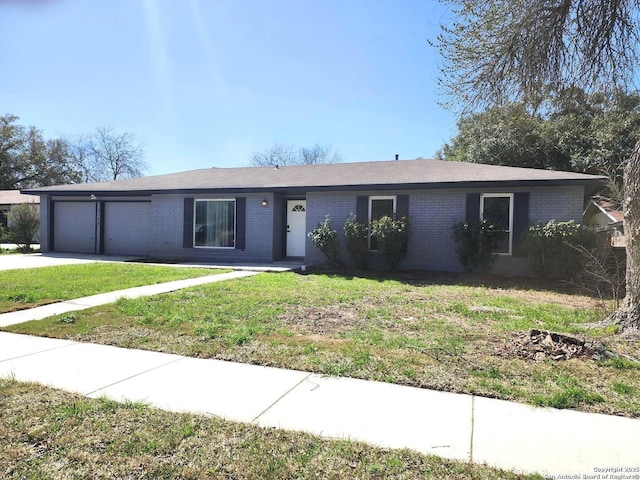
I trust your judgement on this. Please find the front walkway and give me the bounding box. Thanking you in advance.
[0,270,260,327]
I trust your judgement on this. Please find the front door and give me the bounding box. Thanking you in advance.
[286,200,306,257]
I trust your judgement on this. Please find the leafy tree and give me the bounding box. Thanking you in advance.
[251,143,341,167]
[7,203,40,252]
[0,114,81,189]
[439,89,640,199]
[439,103,566,170]
[436,0,640,334]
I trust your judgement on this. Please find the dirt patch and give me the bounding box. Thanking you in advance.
[495,329,609,361]
[278,305,362,335]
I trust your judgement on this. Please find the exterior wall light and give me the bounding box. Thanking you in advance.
[261,200,268,207]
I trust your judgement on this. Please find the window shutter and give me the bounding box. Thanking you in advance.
[356,196,368,223]
[466,193,480,223]
[396,195,409,218]
[183,198,194,248]
[512,192,530,257]
[396,195,409,254]
[235,197,246,250]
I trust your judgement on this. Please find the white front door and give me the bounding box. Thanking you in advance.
[286,200,306,257]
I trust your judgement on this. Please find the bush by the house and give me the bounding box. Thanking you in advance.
[451,220,505,273]
[7,203,40,252]
[343,214,369,269]
[370,215,411,271]
[523,220,596,280]
[308,214,342,267]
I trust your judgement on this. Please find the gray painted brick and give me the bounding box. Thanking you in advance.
[37,184,587,275]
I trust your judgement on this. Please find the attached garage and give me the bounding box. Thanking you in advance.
[103,201,151,255]
[53,202,97,253]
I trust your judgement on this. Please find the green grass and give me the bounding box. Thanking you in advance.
[0,263,228,313]
[0,378,541,479]
[5,271,640,417]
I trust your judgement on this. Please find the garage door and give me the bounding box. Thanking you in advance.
[104,202,151,255]
[54,202,97,253]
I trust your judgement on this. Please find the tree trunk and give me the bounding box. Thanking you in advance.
[608,140,640,335]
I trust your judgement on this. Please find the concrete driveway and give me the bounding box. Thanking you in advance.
[0,252,143,271]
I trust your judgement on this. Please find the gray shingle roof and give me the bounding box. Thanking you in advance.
[22,158,605,195]
[0,190,41,205]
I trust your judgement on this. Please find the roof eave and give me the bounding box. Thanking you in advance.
[23,177,606,197]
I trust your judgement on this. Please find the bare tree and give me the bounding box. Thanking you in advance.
[436,0,640,111]
[251,143,297,167]
[251,143,341,167]
[299,144,342,165]
[436,0,640,334]
[70,128,148,182]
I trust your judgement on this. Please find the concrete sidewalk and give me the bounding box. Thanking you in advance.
[0,331,638,477]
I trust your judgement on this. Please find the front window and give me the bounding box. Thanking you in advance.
[481,194,513,255]
[194,199,235,248]
[369,196,396,250]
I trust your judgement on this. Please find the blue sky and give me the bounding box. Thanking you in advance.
[1,0,456,175]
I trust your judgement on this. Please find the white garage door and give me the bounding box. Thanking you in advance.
[54,202,97,254]
[104,202,151,256]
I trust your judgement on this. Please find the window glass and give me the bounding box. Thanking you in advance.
[369,197,395,250]
[194,200,235,248]
[371,199,394,222]
[481,195,512,254]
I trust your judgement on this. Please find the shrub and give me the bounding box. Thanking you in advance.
[370,215,410,271]
[307,214,342,267]
[343,214,369,269]
[7,203,40,252]
[523,220,596,280]
[451,220,505,273]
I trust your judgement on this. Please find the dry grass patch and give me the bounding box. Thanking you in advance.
[0,379,541,479]
[5,271,640,417]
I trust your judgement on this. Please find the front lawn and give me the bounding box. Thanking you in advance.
[0,379,540,479]
[0,263,227,313]
[6,271,640,417]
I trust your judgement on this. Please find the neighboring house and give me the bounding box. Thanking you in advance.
[23,158,605,275]
[584,196,625,248]
[0,190,40,229]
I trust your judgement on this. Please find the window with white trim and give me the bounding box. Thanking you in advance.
[194,199,236,248]
[369,196,396,250]
[480,193,513,255]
